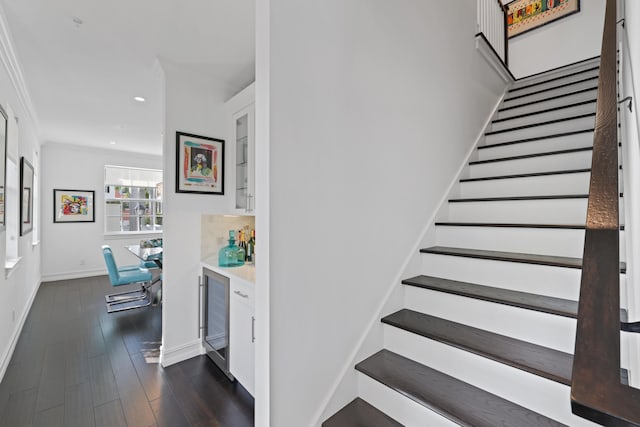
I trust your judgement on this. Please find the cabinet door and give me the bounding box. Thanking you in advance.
[234,104,255,212]
[230,284,255,396]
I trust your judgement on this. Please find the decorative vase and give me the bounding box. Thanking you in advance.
[218,230,245,267]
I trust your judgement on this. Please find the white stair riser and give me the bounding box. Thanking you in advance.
[508,68,600,98]
[446,198,589,224]
[420,253,581,299]
[419,253,628,302]
[457,172,590,199]
[502,80,598,109]
[512,60,600,89]
[496,89,598,120]
[357,374,459,427]
[477,132,594,160]
[485,116,595,145]
[435,226,585,259]
[469,151,592,178]
[383,327,599,427]
[402,286,576,352]
[489,102,596,132]
[434,226,627,261]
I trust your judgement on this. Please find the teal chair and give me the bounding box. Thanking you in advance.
[102,245,153,313]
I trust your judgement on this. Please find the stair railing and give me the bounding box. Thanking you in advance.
[476,0,508,67]
[618,0,640,395]
[571,0,640,425]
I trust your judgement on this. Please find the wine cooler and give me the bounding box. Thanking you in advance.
[200,268,234,380]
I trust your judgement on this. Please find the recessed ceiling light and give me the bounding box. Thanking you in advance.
[109,141,116,145]
[134,96,146,102]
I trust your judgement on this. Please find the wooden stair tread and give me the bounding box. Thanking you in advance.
[484,113,595,136]
[477,129,594,150]
[448,194,587,203]
[382,309,573,385]
[435,222,586,229]
[492,99,596,124]
[470,146,592,165]
[419,246,627,273]
[459,168,590,182]
[322,398,402,427]
[434,222,625,231]
[498,87,598,112]
[504,76,598,102]
[355,349,568,427]
[509,66,599,94]
[402,275,578,318]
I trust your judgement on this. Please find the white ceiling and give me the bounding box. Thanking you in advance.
[0,0,256,156]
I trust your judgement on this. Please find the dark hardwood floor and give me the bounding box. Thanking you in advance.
[0,275,254,427]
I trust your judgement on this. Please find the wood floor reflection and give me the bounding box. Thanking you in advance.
[0,275,254,427]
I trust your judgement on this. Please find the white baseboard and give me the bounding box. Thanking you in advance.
[0,279,42,383]
[41,268,106,282]
[160,339,204,367]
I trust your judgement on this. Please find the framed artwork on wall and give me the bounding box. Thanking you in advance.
[53,189,95,223]
[20,157,34,235]
[175,131,225,195]
[506,0,580,38]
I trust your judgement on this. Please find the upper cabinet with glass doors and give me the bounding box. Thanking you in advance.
[226,83,255,214]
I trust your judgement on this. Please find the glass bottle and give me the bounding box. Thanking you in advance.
[246,229,255,264]
[219,230,245,267]
[235,235,246,265]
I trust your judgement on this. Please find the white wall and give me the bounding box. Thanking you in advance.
[622,0,640,386]
[508,0,606,78]
[264,1,505,425]
[0,22,42,380]
[160,61,246,366]
[627,1,640,133]
[40,143,162,281]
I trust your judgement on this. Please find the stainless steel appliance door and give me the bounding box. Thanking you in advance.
[202,268,234,380]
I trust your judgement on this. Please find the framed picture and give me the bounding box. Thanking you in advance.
[19,157,34,235]
[176,131,224,195]
[0,105,7,230]
[506,0,580,38]
[53,189,95,223]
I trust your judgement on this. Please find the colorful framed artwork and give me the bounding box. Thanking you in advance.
[506,0,580,38]
[175,132,225,195]
[53,189,95,223]
[20,157,34,235]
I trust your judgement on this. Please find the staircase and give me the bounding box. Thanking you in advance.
[323,57,622,426]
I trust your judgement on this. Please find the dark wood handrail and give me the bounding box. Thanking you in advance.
[571,0,640,425]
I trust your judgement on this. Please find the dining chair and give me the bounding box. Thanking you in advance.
[102,245,153,313]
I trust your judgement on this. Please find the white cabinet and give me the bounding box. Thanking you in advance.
[229,278,255,396]
[226,83,255,214]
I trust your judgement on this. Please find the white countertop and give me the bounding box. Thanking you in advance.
[201,256,255,284]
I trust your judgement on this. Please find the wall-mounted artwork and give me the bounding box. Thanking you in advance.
[175,132,225,195]
[53,189,95,223]
[507,0,580,38]
[20,157,34,235]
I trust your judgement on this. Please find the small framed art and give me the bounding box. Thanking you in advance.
[176,132,225,195]
[53,189,95,223]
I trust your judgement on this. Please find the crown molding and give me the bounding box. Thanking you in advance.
[0,2,40,133]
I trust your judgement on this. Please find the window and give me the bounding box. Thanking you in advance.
[104,165,163,234]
